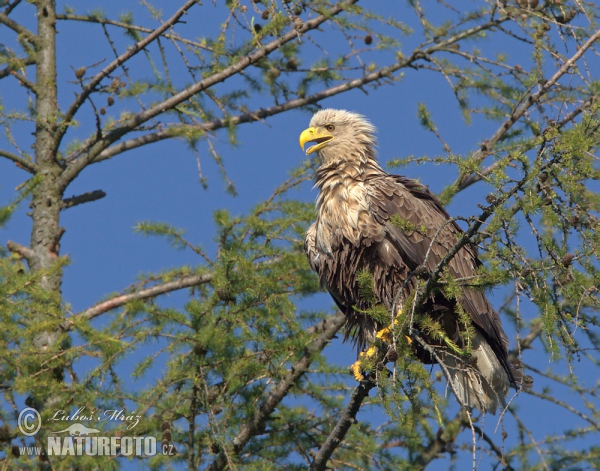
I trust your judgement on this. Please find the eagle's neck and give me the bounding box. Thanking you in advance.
[313,145,384,190]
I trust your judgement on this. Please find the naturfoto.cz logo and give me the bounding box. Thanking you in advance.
[17,406,176,457]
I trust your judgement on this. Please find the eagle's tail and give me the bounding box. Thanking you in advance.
[439,331,509,414]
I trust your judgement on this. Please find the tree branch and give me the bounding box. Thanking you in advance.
[61,190,106,210]
[472,424,515,471]
[56,0,361,188]
[454,28,600,193]
[55,13,212,51]
[454,95,597,194]
[206,313,346,471]
[0,11,38,46]
[68,272,214,329]
[0,56,36,80]
[0,150,37,173]
[56,0,200,154]
[7,240,35,261]
[412,410,470,469]
[87,17,507,165]
[69,256,289,329]
[309,378,377,471]
[8,70,37,93]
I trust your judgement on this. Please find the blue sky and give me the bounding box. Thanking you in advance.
[1,0,598,469]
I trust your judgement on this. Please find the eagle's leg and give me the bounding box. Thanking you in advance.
[351,324,394,382]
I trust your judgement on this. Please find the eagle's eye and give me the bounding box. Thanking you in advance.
[325,124,335,132]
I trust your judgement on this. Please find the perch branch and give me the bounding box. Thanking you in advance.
[309,378,376,471]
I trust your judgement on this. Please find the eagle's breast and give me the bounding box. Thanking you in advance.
[315,175,383,254]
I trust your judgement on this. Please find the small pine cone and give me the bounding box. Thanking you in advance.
[561,253,575,267]
[521,267,533,278]
[386,348,399,363]
[485,194,498,204]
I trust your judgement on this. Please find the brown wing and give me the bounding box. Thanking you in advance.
[366,175,510,361]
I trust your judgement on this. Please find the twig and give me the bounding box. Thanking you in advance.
[55,13,212,51]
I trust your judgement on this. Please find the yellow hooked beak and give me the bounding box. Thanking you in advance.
[299,127,334,155]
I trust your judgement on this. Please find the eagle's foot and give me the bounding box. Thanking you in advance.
[350,324,399,381]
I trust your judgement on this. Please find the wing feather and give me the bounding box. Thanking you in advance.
[366,175,510,361]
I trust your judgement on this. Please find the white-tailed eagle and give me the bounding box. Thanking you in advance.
[299,109,528,413]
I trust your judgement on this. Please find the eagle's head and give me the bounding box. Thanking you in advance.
[299,109,377,165]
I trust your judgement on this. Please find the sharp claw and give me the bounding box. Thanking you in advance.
[351,360,365,381]
[350,324,400,382]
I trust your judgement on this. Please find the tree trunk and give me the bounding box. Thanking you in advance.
[30,0,63,365]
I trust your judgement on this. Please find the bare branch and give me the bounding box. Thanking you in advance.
[8,70,37,93]
[309,379,377,471]
[56,0,200,153]
[0,11,38,45]
[57,0,362,188]
[0,149,37,173]
[7,240,35,261]
[206,313,346,471]
[90,17,508,164]
[61,190,106,210]
[69,272,214,328]
[55,13,212,51]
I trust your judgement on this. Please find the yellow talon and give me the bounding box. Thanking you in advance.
[350,321,405,381]
[351,359,365,381]
[375,325,392,342]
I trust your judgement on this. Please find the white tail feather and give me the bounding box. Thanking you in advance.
[439,331,509,414]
